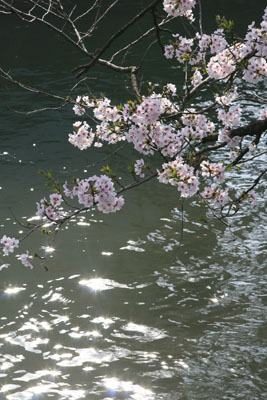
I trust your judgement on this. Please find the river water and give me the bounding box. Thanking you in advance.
[0,2,267,399]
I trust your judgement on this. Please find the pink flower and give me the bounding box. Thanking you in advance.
[19,251,33,269]
[250,191,257,207]
[134,159,145,178]
[163,0,196,21]
[0,235,19,255]
[49,193,63,207]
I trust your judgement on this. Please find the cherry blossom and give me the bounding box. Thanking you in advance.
[166,83,177,96]
[0,235,19,255]
[19,251,33,269]
[217,105,242,128]
[201,161,226,183]
[50,193,63,207]
[250,191,257,207]
[36,197,63,221]
[73,96,86,116]
[210,29,227,54]
[163,0,196,21]
[191,70,203,86]
[134,159,145,178]
[158,157,199,197]
[201,186,230,208]
[69,121,95,150]
[215,87,238,106]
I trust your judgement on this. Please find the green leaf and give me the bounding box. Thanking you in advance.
[41,263,49,272]
[101,165,117,180]
[41,227,52,236]
[128,161,135,174]
[198,216,208,223]
[216,15,234,32]
[225,163,233,171]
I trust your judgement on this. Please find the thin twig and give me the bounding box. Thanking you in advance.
[197,0,203,37]
[9,104,67,115]
[73,0,162,76]
[238,150,267,164]
[180,198,184,243]
[117,172,158,194]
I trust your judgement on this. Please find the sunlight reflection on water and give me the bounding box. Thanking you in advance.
[79,278,131,292]
[4,287,26,295]
[103,377,154,400]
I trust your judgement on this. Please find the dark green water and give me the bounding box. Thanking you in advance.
[0,2,267,399]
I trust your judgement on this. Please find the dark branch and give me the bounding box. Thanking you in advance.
[202,118,267,144]
[72,0,162,77]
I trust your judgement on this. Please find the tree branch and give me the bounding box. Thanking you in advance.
[72,0,162,77]
[202,118,267,143]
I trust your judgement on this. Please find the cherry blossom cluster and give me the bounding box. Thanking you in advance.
[129,95,170,125]
[94,97,120,123]
[165,28,230,67]
[36,176,125,218]
[200,160,226,183]
[71,87,223,160]
[72,97,124,149]
[204,12,267,82]
[63,175,124,214]
[217,128,240,149]
[201,185,230,208]
[128,122,178,156]
[199,159,232,208]
[71,95,123,148]
[216,104,242,149]
[124,93,179,155]
[242,57,267,84]
[215,87,238,106]
[36,193,64,221]
[69,121,95,150]
[72,95,95,116]
[158,157,199,197]
[207,44,243,81]
[181,111,215,140]
[1,174,124,270]
[0,235,19,255]
[245,12,267,59]
[209,29,228,54]
[163,7,267,85]
[217,105,242,128]
[0,235,32,270]
[72,91,179,155]
[163,0,196,21]
[164,35,195,63]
